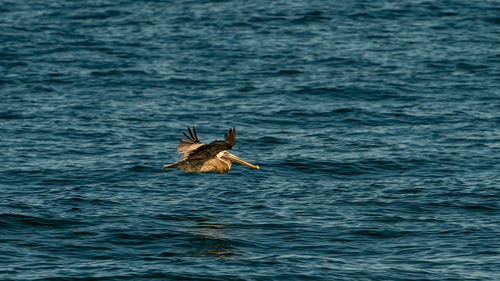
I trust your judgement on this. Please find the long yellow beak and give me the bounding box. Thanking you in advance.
[223,152,260,169]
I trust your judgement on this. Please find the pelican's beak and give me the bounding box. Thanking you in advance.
[223,152,260,169]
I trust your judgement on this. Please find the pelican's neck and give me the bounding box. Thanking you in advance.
[217,151,232,170]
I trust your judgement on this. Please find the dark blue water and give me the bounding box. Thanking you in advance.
[1,0,499,280]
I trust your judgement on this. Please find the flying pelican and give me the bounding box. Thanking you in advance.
[163,127,260,173]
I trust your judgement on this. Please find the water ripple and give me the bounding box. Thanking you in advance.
[1,0,499,280]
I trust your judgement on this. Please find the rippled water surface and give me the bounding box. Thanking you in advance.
[1,0,499,280]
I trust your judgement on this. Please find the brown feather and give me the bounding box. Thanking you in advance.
[192,126,198,141]
[183,126,200,143]
[177,126,203,159]
[224,128,235,146]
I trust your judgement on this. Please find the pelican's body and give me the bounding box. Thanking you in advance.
[163,127,259,174]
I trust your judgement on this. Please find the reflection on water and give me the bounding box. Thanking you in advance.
[182,214,235,258]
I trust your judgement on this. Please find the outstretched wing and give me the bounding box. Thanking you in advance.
[178,126,204,159]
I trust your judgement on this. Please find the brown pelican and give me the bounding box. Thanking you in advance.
[163,127,260,173]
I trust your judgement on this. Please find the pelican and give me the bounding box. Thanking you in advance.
[163,127,260,173]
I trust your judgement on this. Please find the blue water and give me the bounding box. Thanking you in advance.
[1,0,499,280]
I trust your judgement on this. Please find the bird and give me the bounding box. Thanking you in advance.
[163,126,260,173]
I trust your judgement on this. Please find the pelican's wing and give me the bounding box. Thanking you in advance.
[178,126,204,158]
[224,128,236,146]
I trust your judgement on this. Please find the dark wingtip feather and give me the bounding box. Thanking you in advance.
[224,127,236,146]
[183,126,200,143]
[192,126,198,141]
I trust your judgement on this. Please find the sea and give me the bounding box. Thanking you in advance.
[1,0,499,280]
